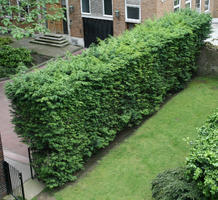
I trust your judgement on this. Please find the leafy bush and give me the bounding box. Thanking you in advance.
[0,45,32,78]
[5,10,211,188]
[0,36,13,46]
[151,168,205,200]
[186,111,218,199]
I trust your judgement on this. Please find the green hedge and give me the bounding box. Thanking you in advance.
[5,10,211,188]
[0,45,32,78]
[151,168,205,200]
[0,36,13,46]
[186,111,218,199]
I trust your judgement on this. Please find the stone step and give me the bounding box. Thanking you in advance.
[30,40,69,47]
[44,33,63,38]
[35,37,68,44]
[39,35,64,41]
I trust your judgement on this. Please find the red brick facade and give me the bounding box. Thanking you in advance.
[66,0,218,41]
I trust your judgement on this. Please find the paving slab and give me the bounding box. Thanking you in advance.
[0,80,28,159]
[11,37,82,58]
[24,179,45,200]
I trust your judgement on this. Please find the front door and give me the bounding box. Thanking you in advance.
[83,18,113,47]
[47,3,63,34]
[47,1,68,34]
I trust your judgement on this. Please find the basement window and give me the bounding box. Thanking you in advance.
[81,0,90,14]
[195,0,201,12]
[204,0,210,12]
[103,0,112,16]
[185,0,191,8]
[174,0,180,12]
[125,0,141,23]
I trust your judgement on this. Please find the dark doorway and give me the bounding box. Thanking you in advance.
[61,0,68,34]
[83,18,113,47]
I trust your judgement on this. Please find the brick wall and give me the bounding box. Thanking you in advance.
[211,0,218,18]
[0,134,7,199]
[141,0,157,22]
[113,0,126,36]
[156,0,173,18]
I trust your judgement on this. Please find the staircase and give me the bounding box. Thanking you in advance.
[30,34,69,48]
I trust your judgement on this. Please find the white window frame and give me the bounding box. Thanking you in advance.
[174,0,181,12]
[102,0,113,17]
[195,0,201,12]
[204,0,210,12]
[125,0,141,24]
[16,0,30,20]
[80,0,91,15]
[185,0,192,8]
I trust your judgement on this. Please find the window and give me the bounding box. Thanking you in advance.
[174,0,180,12]
[81,0,90,14]
[196,0,201,12]
[103,0,112,16]
[185,0,191,8]
[205,0,210,12]
[125,0,141,23]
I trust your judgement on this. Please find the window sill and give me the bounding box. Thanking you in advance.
[125,19,141,24]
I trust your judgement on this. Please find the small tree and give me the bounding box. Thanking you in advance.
[0,0,64,39]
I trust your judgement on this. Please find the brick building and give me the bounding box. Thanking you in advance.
[47,0,217,47]
[3,1,217,46]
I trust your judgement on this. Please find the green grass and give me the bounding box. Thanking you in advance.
[54,76,218,200]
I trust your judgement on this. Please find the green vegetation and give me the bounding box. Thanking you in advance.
[0,0,64,39]
[151,110,218,200]
[151,168,204,200]
[0,45,32,78]
[54,76,218,200]
[186,111,218,198]
[5,10,211,188]
[0,36,13,46]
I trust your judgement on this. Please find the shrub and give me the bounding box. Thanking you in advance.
[0,45,32,78]
[186,111,218,199]
[5,10,212,188]
[151,168,205,200]
[0,36,13,46]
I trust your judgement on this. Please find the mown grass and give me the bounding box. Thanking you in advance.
[54,76,218,200]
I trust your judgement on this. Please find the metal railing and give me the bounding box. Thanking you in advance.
[3,161,25,200]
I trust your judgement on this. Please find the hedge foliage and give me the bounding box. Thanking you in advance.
[151,168,205,200]
[5,10,211,188]
[186,111,218,199]
[0,45,32,78]
[0,36,13,46]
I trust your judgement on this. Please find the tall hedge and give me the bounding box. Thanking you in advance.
[186,111,218,199]
[5,10,211,188]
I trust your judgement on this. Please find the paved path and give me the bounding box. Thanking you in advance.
[0,80,28,160]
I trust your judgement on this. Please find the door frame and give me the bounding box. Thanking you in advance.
[65,0,71,36]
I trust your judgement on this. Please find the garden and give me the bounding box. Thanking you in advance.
[4,9,217,200]
[0,36,51,79]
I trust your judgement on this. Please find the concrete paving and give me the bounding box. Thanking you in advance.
[11,37,82,58]
[206,18,218,46]
[24,179,45,200]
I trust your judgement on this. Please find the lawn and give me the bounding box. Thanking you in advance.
[54,76,218,200]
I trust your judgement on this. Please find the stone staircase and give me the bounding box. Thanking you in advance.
[30,34,69,48]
